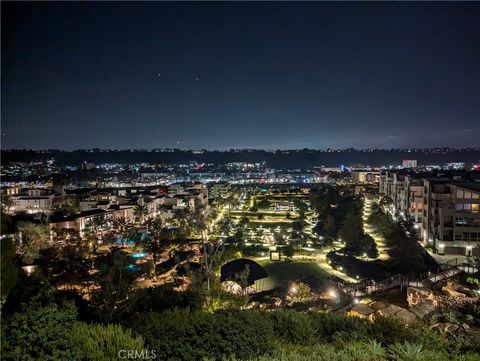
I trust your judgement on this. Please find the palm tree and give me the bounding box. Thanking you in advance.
[112,217,132,247]
[141,218,164,276]
[133,203,148,224]
[173,208,192,239]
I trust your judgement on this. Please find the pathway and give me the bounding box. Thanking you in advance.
[315,244,358,283]
[362,195,390,260]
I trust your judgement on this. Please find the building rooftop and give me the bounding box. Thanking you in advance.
[453,182,480,193]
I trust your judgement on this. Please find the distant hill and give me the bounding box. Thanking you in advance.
[2,149,479,168]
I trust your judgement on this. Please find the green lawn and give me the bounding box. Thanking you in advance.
[256,260,329,291]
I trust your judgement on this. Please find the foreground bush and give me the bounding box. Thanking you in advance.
[215,342,480,361]
[1,298,146,361]
[72,322,146,361]
[132,309,479,360]
[1,301,81,360]
[133,308,275,361]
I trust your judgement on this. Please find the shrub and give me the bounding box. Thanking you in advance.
[134,309,275,361]
[1,301,82,361]
[271,310,316,344]
[73,322,146,361]
[389,341,425,361]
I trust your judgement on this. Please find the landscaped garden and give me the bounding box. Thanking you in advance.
[258,260,330,290]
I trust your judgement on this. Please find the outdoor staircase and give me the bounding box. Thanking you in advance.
[339,274,409,297]
[338,258,478,297]
[428,266,462,283]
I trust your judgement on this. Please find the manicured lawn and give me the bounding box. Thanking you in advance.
[256,260,329,291]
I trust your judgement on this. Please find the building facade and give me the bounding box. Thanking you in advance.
[380,170,480,256]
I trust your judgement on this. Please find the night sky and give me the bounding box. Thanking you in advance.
[2,2,480,150]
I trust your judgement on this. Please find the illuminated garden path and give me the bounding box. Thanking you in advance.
[315,244,358,283]
[362,195,390,261]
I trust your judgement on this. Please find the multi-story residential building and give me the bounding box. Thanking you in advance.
[208,181,231,199]
[351,171,380,184]
[50,206,136,239]
[405,175,424,225]
[423,182,480,256]
[379,171,408,215]
[79,193,118,211]
[11,195,54,213]
[380,170,480,256]
[9,189,55,214]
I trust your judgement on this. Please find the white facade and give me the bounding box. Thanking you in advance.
[11,195,54,213]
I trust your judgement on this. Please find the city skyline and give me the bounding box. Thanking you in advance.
[2,2,480,149]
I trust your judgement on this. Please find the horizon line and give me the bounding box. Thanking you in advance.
[2,147,480,152]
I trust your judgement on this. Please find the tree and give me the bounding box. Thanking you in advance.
[339,213,364,255]
[324,215,336,236]
[52,195,79,216]
[141,218,164,275]
[134,203,148,224]
[250,199,258,212]
[16,221,50,264]
[53,228,80,245]
[1,300,82,360]
[225,194,236,219]
[91,250,138,323]
[257,198,270,209]
[1,209,13,235]
[239,215,249,226]
[191,209,207,239]
[83,218,102,254]
[287,282,312,303]
[283,245,295,258]
[294,200,308,214]
[387,220,426,274]
[292,220,304,233]
[1,193,13,212]
[220,219,232,236]
[173,208,193,239]
[1,237,19,300]
[112,217,132,247]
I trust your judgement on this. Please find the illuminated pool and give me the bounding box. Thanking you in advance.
[126,264,139,271]
[115,238,135,246]
[132,252,147,258]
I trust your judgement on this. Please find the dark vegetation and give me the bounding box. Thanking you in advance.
[3,148,480,168]
[368,201,431,275]
[2,275,479,361]
[316,191,432,280]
